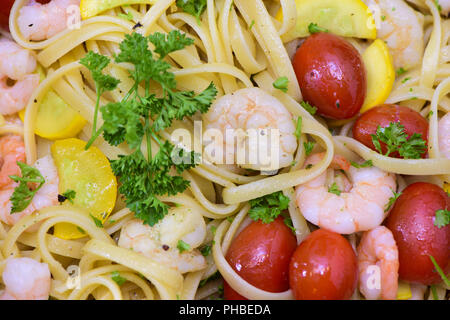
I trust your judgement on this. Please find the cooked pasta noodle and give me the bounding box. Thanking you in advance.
[0,0,448,301]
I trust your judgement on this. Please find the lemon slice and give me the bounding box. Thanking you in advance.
[19,66,86,140]
[80,0,157,19]
[52,138,117,239]
[361,39,395,113]
[278,0,377,42]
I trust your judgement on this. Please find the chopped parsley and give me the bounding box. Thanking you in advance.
[177,239,191,253]
[118,12,133,21]
[303,141,315,156]
[350,160,373,168]
[434,209,450,228]
[249,20,255,30]
[248,191,290,224]
[200,244,212,257]
[295,117,302,139]
[58,189,76,204]
[9,162,45,213]
[80,31,217,226]
[272,76,289,93]
[308,23,328,34]
[90,214,104,228]
[401,77,411,84]
[434,0,442,12]
[111,271,127,286]
[385,191,401,212]
[371,122,427,159]
[328,183,341,196]
[396,67,407,76]
[300,101,317,115]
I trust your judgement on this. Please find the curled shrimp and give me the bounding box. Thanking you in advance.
[365,0,424,69]
[119,206,207,274]
[438,112,450,159]
[18,0,80,41]
[0,155,59,226]
[0,135,25,188]
[295,153,397,234]
[0,257,51,300]
[0,39,39,115]
[357,226,399,300]
[204,88,297,171]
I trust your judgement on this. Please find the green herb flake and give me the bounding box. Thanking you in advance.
[272,76,289,93]
[350,160,373,168]
[303,141,315,156]
[434,209,450,228]
[385,191,402,212]
[111,271,127,286]
[300,101,317,115]
[308,23,328,34]
[295,116,302,139]
[90,214,104,228]
[328,183,341,196]
[9,162,45,213]
[177,239,191,253]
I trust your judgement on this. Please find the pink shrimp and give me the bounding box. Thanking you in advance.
[357,226,399,300]
[0,135,25,188]
[0,257,51,300]
[295,153,397,234]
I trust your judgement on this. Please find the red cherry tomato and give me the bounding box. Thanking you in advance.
[0,0,15,31]
[223,217,297,300]
[293,32,366,120]
[385,182,450,285]
[353,104,429,158]
[289,229,357,300]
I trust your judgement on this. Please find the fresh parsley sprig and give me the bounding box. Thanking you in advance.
[9,162,45,213]
[371,122,427,159]
[308,23,328,34]
[176,0,207,23]
[248,191,290,224]
[80,31,217,226]
[385,190,402,212]
[273,76,289,93]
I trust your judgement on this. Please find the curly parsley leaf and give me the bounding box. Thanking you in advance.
[371,122,426,159]
[249,191,290,224]
[148,31,194,59]
[9,162,45,213]
[176,0,207,23]
[273,76,289,93]
[434,209,450,228]
[82,31,217,227]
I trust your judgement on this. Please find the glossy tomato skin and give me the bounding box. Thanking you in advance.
[223,217,297,300]
[353,104,429,158]
[293,32,366,120]
[289,229,357,300]
[0,0,15,31]
[386,182,450,285]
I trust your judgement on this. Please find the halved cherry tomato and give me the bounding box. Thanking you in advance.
[289,229,358,300]
[0,0,15,30]
[223,217,297,300]
[352,104,429,158]
[293,32,366,119]
[386,182,450,285]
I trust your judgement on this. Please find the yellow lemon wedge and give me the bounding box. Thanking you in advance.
[51,138,117,240]
[80,0,157,19]
[278,0,377,42]
[19,66,86,140]
[396,281,412,300]
[360,39,395,113]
